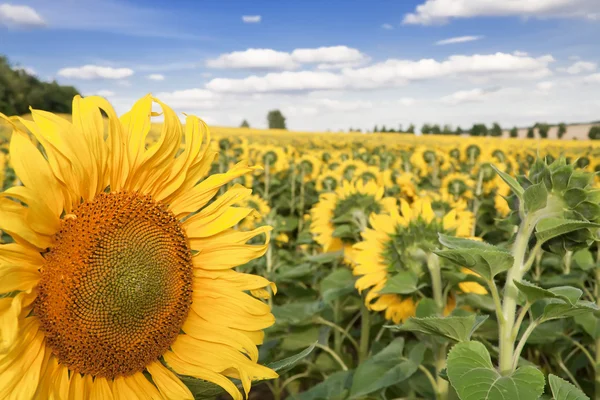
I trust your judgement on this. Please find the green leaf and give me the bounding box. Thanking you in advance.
[273,301,324,326]
[179,375,227,399]
[439,234,504,251]
[524,182,548,213]
[320,268,356,303]
[435,248,513,281]
[573,249,595,271]
[447,341,545,400]
[378,271,420,295]
[492,165,524,198]
[574,313,600,339]
[388,314,488,342]
[548,374,590,400]
[305,251,343,264]
[267,342,316,373]
[514,280,582,305]
[535,218,600,244]
[540,299,599,321]
[349,338,419,399]
[416,298,439,317]
[294,371,353,400]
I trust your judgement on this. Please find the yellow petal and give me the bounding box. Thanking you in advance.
[147,360,194,400]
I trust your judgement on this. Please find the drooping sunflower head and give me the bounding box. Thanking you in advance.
[383,170,418,201]
[236,193,271,230]
[297,154,322,181]
[441,172,475,204]
[316,170,340,192]
[259,145,289,173]
[310,180,396,255]
[338,159,368,182]
[352,198,475,323]
[0,95,277,399]
[353,165,384,187]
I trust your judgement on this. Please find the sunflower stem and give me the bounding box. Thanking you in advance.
[426,253,444,313]
[298,171,306,232]
[264,162,271,200]
[266,243,274,309]
[359,298,371,364]
[595,267,600,399]
[290,162,296,216]
[434,343,449,400]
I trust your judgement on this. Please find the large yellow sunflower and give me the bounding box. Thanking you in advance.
[353,199,477,324]
[0,95,277,399]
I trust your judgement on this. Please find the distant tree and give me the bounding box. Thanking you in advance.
[406,124,415,134]
[388,128,396,133]
[0,56,80,115]
[421,123,432,135]
[455,126,463,135]
[527,127,535,138]
[537,123,550,139]
[509,127,519,138]
[588,126,600,140]
[349,127,353,132]
[431,124,441,135]
[490,122,502,137]
[558,123,567,139]
[373,125,379,132]
[442,124,453,135]
[381,125,387,133]
[267,110,286,129]
[470,123,488,137]
[398,124,403,133]
[240,119,250,128]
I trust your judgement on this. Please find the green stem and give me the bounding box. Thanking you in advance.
[512,320,539,371]
[315,343,348,371]
[359,300,371,363]
[499,216,536,375]
[488,279,506,326]
[298,172,306,232]
[290,163,296,215]
[435,344,449,400]
[595,268,600,399]
[511,303,531,342]
[426,253,444,313]
[266,244,274,308]
[333,299,343,354]
[564,250,573,275]
[264,162,271,200]
[314,317,359,354]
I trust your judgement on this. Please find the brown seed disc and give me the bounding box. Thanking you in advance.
[35,192,193,379]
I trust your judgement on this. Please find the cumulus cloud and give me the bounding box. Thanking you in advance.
[206,46,368,70]
[435,35,483,45]
[154,88,218,109]
[15,66,36,75]
[242,15,261,23]
[0,4,45,27]
[440,88,490,105]
[58,65,134,80]
[561,61,597,74]
[312,98,373,111]
[147,73,165,81]
[513,51,529,57]
[536,81,555,91]
[584,73,600,83]
[94,90,115,97]
[206,48,299,70]
[403,0,600,25]
[206,52,554,93]
[381,23,394,30]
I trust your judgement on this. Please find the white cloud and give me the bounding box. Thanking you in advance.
[561,61,597,74]
[312,98,373,111]
[147,73,165,81]
[206,46,368,70]
[513,51,529,57]
[206,48,298,70]
[58,65,134,80]
[291,46,367,65]
[381,23,394,30]
[536,81,555,91]
[441,88,489,105]
[403,0,600,25]
[398,97,416,106]
[435,35,483,45]
[0,4,45,27]
[94,90,115,97]
[206,52,554,93]
[154,88,218,109]
[242,15,261,23]
[584,73,600,83]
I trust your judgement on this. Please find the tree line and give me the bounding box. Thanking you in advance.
[0,56,80,116]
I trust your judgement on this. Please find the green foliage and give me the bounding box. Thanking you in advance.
[557,123,567,139]
[470,123,488,137]
[588,126,600,140]
[447,341,546,400]
[490,122,502,137]
[240,119,250,128]
[0,56,80,115]
[548,374,590,400]
[389,314,488,342]
[267,109,287,129]
[527,126,535,138]
[510,126,519,138]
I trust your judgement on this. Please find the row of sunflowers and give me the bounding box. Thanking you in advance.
[1,95,600,399]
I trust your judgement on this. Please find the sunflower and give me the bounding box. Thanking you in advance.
[309,180,396,262]
[0,151,5,189]
[0,95,277,399]
[440,172,475,205]
[316,170,340,192]
[337,159,368,182]
[296,154,322,182]
[237,193,271,231]
[383,170,418,201]
[353,199,475,323]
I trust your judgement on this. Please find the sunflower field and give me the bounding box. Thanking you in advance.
[1,96,600,400]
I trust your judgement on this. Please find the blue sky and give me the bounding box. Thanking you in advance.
[1,0,600,131]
